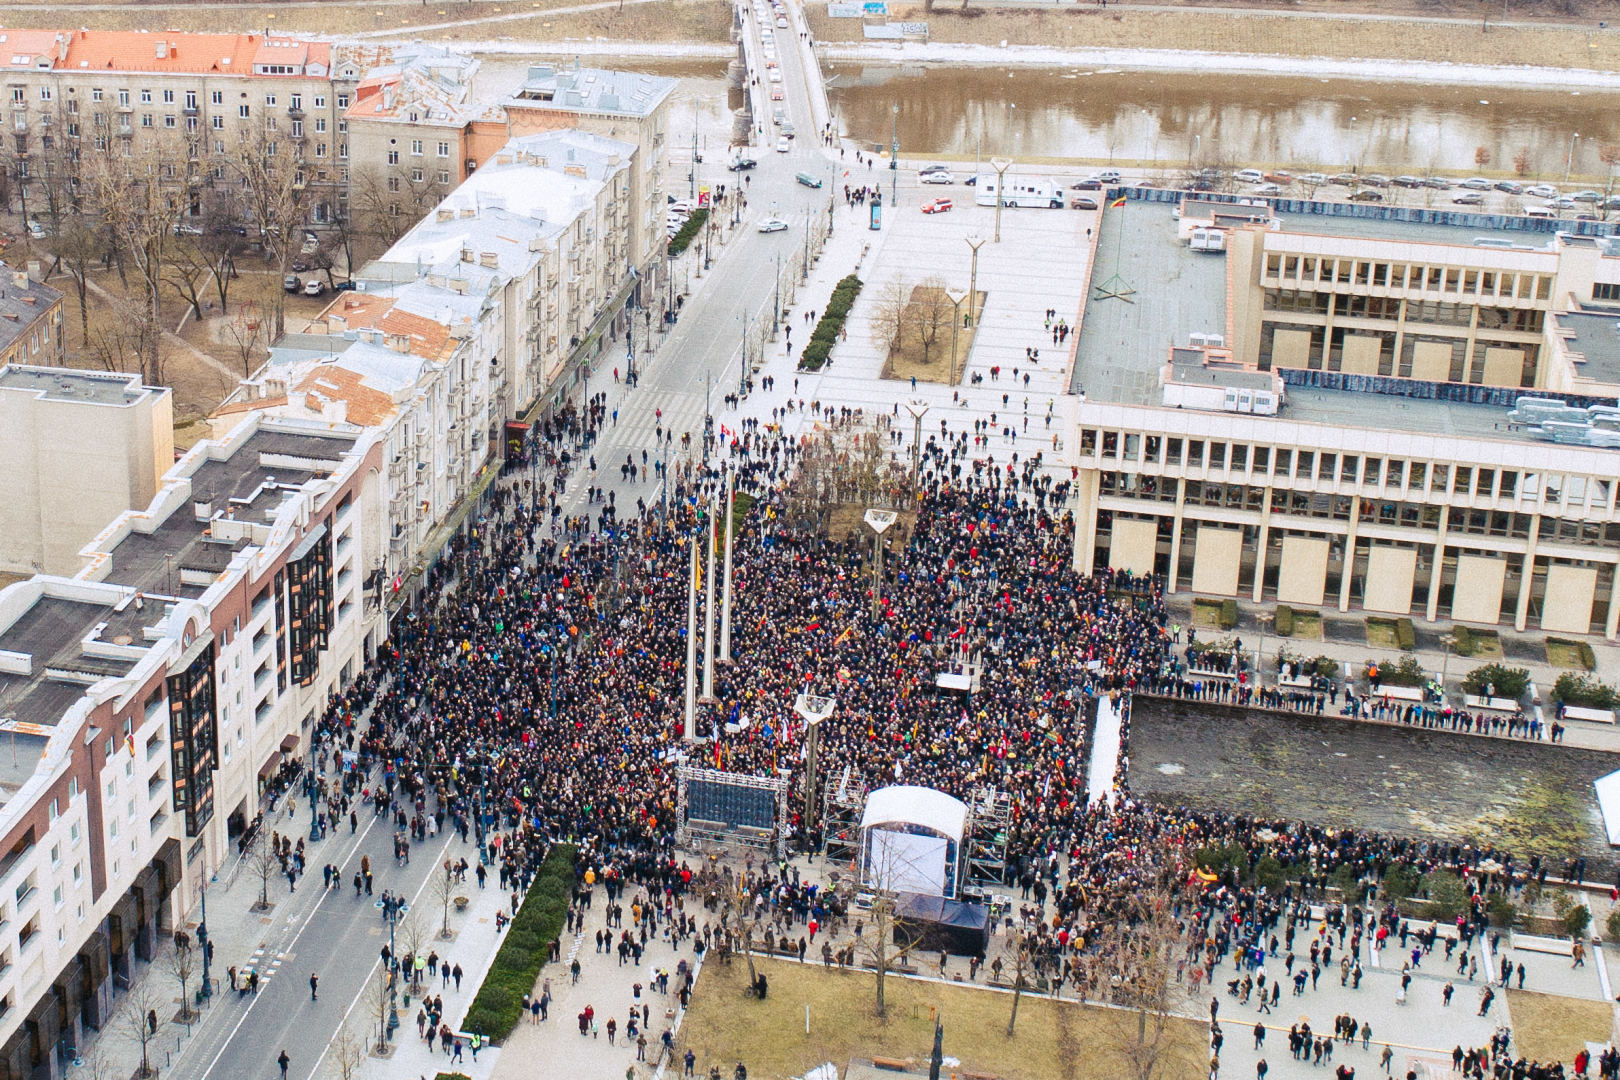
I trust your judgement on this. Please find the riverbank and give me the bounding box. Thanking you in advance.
[808,4,1620,85]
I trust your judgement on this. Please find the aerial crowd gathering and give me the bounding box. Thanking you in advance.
[289,398,1602,1080]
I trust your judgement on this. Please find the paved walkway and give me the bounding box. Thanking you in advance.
[1086,694,1123,807]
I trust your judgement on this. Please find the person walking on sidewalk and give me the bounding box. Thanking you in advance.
[309,973,318,1001]
[277,1050,290,1080]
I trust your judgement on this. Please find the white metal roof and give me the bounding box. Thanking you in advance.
[860,785,967,842]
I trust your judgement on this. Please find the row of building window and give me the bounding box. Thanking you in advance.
[1083,430,1613,509]
[1263,290,1546,333]
[1263,252,1554,301]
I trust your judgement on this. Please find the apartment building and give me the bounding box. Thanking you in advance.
[0,266,63,370]
[214,131,637,595]
[0,366,172,576]
[1070,197,1620,638]
[0,409,385,1080]
[0,29,359,224]
[342,45,507,214]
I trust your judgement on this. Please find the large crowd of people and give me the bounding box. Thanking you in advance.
[284,398,1599,1080]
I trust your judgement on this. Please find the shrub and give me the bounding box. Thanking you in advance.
[667,209,709,257]
[1461,663,1530,700]
[1554,672,1618,710]
[799,274,862,371]
[463,843,577,1043]
[1394,618,1416,651]
[1253,856,1285,892]
[1274,605,1294,637]
[1195,844,1248,881]
[1367,656,1425,688]
[1488,893,1518,928]
[1328,864,1363,903]
[1382,864,1419,903]
[1564,904,1592,939]
[1219,599,1238,630]
[1420,871,1469,922]
[1607,907,1620,942]
[1310,656,1340,680]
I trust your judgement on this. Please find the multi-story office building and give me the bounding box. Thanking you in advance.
[0,406,385,1080]
[1072,198,1620,638]
[0,366,172,576]
[0,29,359,224]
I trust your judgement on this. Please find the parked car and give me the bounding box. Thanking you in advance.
[26,219,47,239]
[1252,183,1283,196]
[758,218,789,233]
[1459,177,1493,190]
[1096,170,1122,183]
[1071,177,1102,191]
[1571,189,1604,203]
[303,279,327,296]
[1525,184,1558,199]
[1451,192,1485,205]
[1347,189,1384,202]
[920,171,954,184]
[1070,196,1099,210]
[1298,172,1327,185]
[1392,175,1425,188]
[1422,177,1452,189]
[1360,174,1391,188]
[1494,180,1523,193]
[1235,169,1264,183]
[1327,173,1359,186]
[919,163,949,175]
[1545,196,1579,210]
[283,273,302,292]
[962,175,977,186]
[921,198,953,214]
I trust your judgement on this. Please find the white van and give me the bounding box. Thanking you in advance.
[1524,205,1558,219]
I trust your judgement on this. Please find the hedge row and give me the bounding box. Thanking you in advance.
[667,209,709,257]
[462,843,576,1043]
[798,274,862,371]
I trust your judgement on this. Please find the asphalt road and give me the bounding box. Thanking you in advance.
[171,806,459,1080]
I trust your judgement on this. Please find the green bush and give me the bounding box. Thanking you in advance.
[1487,893,1518,928]
[463,843,577,1043]
[1328,864,1363,903]
[1461,663,1530,700]
[1420,871,1469,922]
[1252,855,1285,891]
[1194,844,1249,881]
[1311,656,1340,680]
[799,274,862,371]
[1274,605,1294,637]
[1218,599,1238,630]
[1554,672,1618,710]
[1606,907,1620,942]
[1368,656,1425,688]
[1564,904,1592,939]
[1382,864,1419,903]
[667,208,710,257]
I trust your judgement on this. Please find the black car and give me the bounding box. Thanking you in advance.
[731,157,758,171]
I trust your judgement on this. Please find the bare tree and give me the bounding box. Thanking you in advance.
[1600,144,1620,219]
[720,874,765,994]
[333,1020,366,1080]
[348,165,440,252]
[166,937,197,1022]
[124,980,162,1079]
[1006,929,1036,1036]
[49,215,106,350]
[1475,146,1492,171]
[368,966,394,1051]
[396,911,427,990]
[227,125,313,340]
[854,887,922,1020]
[164,237,215,324]
[434,862,458,940]
[1513,148,1532,178]
[868,276,912,359]
[246,830,281,912]
[83,137,181,383]
[89,291,161,381]
[912,277,952,369]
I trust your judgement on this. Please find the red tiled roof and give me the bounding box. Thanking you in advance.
[293,365,395,428]
[50,30,330,77]
[0,31,67,71]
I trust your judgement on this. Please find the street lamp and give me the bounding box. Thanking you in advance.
[793,692,836,851]
[864,509,898,620]
[1567,132,1582,184]
[964,236,985,328]
[944,289,967,386]
[903,399,929,502]
[1439,633,1458,703]
[1255,611,1275,682]
[990,157,1013,243]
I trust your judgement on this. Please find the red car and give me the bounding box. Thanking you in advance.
[921,198,953,214]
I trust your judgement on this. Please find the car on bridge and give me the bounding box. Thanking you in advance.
[921,198,953,214]
[776,136,790,153]
[759,218,790,233]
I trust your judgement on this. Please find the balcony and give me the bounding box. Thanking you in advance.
[183,105,198,116]
[286,105,305,120]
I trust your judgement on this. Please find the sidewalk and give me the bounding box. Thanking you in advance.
[1168,593,1620,753]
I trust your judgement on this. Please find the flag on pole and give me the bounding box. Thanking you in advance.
[1110,196,1127,208]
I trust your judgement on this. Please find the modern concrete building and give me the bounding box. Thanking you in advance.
[0,366,173,577]
[0,412,386,1080]
[1071,198,1620,638]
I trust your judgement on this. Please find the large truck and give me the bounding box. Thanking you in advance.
[974,176,1065,209]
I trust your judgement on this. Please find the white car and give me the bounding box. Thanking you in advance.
[768,69,782,83]
[919,171,954,185]
[776,136,790,153]
[758,218,789,233]
[776,16,788,27]
[1235,169,1265,184]
[1525,184,1558,199]
[302,279,327,296]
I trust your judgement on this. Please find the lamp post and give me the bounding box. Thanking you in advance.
[1567,132,1581,184]
[1255,612,1274,682]
[964,236,985,328]
[198,882,210,1000]
[903,398,929,503]
[793,692,836,851]
[990,157,1013,243]
[944,288,967,386]
[864,509,898,620]
[719,468,736,661]
[1439,633,1458,703]
[683,528,698,740]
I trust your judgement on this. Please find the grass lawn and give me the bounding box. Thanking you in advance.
[1290,610,1323,641]
[1546,638,1594,671]
[681,956,1204,1080]
[1506,989,1611,1065]
[1366,618,1400,650]
[1459,629,1504,661]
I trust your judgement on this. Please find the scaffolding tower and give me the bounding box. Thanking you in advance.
[820,763,867,870]
[962,785,1012,898]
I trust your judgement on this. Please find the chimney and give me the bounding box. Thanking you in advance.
[155,40,169,59]
[436,208,453,222]
[26,260,42,283]
[479,252,498,269]
[387,333,411,353]
[10,271,26,290]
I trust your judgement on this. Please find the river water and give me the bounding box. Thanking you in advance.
[824,62,1620,178]
[468,54,1620,180]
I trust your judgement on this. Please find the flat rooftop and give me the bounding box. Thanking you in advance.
[508,63,675,119]
[1556,310,1620,386]
[0,365,151,408]
[99,428,355,598]
[1069,200,1594,441]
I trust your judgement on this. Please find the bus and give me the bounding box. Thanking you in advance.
[974,176,1064,209]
